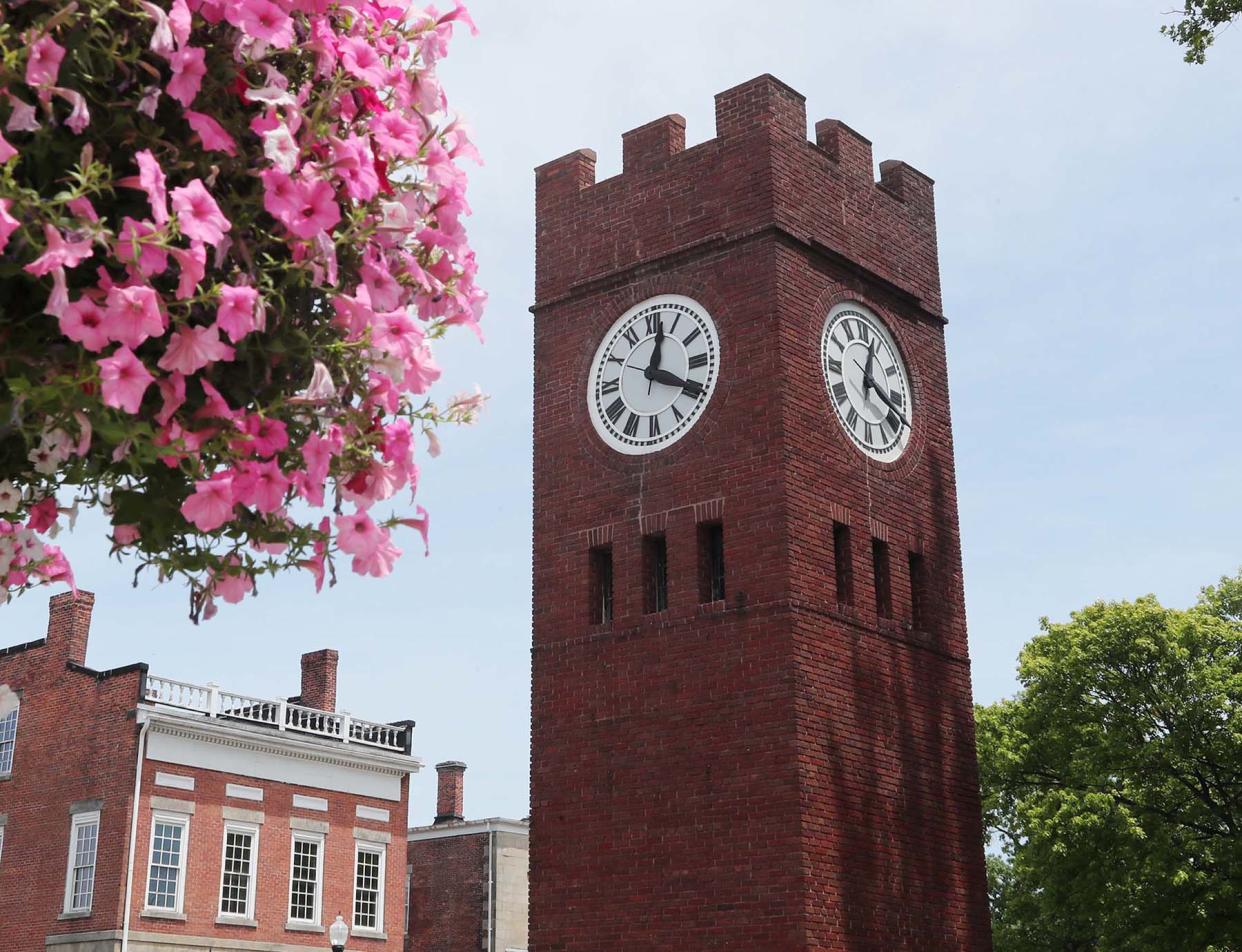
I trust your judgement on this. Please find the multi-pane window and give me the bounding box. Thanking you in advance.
[218,825,258,919]
[353,843,385,931]
[288,834,323,924]
[64,811,100,914]
[0,702,18,775]
[145,815,188,912]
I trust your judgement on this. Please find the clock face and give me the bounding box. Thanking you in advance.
[821,303,913,462]
[586,295,720,455]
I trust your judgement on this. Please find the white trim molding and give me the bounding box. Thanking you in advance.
[225,784,264,802]
[408,818,529,842]
[153,772,194,792]
[356,805,390,823]
[293,794,328,812]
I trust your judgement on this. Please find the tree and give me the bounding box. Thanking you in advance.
[977,573,1242,951]
[0,0,485,619]
[1162,1,1242,63]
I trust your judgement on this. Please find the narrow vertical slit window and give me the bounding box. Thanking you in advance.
[832,522,853,607]
[642,534,669,614]
[0,697,18,776]
[909,552,928,631]
[872,538,892,619]
[588,545,614,625]
[697,522,726,603]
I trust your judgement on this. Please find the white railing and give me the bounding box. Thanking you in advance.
[142,675,409,753]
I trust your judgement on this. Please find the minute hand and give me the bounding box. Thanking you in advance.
[852,360,910,429]
[646,368,691,388]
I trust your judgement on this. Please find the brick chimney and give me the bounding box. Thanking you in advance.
[434,761,466,824]
[47,591,94,666]
[299,649,339,712]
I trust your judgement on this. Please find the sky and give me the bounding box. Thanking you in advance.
[4,0,1241,825]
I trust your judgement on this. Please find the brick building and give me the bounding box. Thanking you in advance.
[0,591,419,952]
[530,75,992,949]
[405,761,528,952]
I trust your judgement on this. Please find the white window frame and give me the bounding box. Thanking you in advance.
[143,811,190,915]
[217,821,260,921]
[287,831,325,926]
[0,823,6,866]
[352,841,387,934]
[0,698,18,777]
[63,810,101,915]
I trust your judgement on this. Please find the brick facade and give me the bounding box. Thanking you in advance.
[0,592,417,952]
[530,75,992,950]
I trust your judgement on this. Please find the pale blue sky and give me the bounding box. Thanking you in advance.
[4,0,1240,824]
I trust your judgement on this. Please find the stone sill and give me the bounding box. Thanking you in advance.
[142,909,186,921]
[285,921,325,933]
[57,910,92,921]
[215,915,258,928]
[351,929,389,941]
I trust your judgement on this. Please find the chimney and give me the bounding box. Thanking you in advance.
[47,591,94,666]
[299,649,339,712]
[434,761,466,824]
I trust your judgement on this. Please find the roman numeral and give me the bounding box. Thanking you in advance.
[622,326,640,348]
[606,398,625,424]
[845,407,860,430]
[648,415,661,438]
[671,404,684,423]
[644,313,661,335]
[623,413,640,438]
[682,327,701,347]
[601,378,619,395]
[886,410,902,433]
[669,314,681,334]
[857,322,871,343]
[878,420,893,444]
[864,422,874,444]
[832,382,849,405]
[842,321,855,342]
[888,390,904,408]
[682,378,704,399]
[826,357,842,375]
[831,334,844,353]
[885,365,899,378]
[608,356,624,365]
[688,353,708,370]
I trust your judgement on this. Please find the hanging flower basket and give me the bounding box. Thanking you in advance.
[0,0,485,620]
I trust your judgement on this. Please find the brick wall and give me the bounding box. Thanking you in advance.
[130,760,409,951]
[406,831,487,952]
[530,75,991,950]
[0,596,145,952]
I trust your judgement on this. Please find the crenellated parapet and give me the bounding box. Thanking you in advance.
[534,74,941,314]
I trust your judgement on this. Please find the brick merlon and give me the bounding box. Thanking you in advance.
[622,114,686,174]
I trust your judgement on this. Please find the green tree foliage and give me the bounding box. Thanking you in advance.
[977,573,1242,951]
[1163,1,1242,63]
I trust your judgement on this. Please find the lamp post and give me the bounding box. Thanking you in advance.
[329,913,350,952]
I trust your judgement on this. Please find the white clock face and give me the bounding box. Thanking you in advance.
[587,295,720,455]
[821,303,913,462]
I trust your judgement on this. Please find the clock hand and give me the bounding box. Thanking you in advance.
[646,325,665,395]
[863,341,877,396]
[644,367,698,390]
[852,360,910,430]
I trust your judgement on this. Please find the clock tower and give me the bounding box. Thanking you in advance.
[530,75,992,951]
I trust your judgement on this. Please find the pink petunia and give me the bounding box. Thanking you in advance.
[370,111,423,159]
[397,506,431,556]
[212,567,253,604]
[170,179,231,246]
[51,86,90,134]
[180,473,236,532]
[26,35,65,88]
[166,46,206,107]
[335,510,383,556]
[260,167,300,221]
[23,224,93,276]
[232,459,290,513]
[0,131,15,163]
[104,285,165,348]
[185,110,238,156]
[112,524,142,545]
[60,297,110,351]
[241,415,288,457]
[351,535,401,578]
[169,0,192,45]
[116,217,169,277]
[329,134,379,202]
[284,178,341,239]
[156,372,186,426]
[216,284,261,342]
[6,93,39,133]
[230,0,295,47]
[157,323,235,374]
[339,37,389,86]
[134,150,168,224]
[67,196,98,222]
[0,200,20,254]
[169,242,206,299]
[98,347,155,414]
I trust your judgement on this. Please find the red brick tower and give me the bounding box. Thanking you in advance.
[530,75,992,951]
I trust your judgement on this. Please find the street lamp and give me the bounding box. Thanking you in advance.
[329,913,350,952]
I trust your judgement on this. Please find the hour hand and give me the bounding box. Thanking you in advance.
[868,379,910,430]
[646,326,665,394]
[645,367,687,387]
